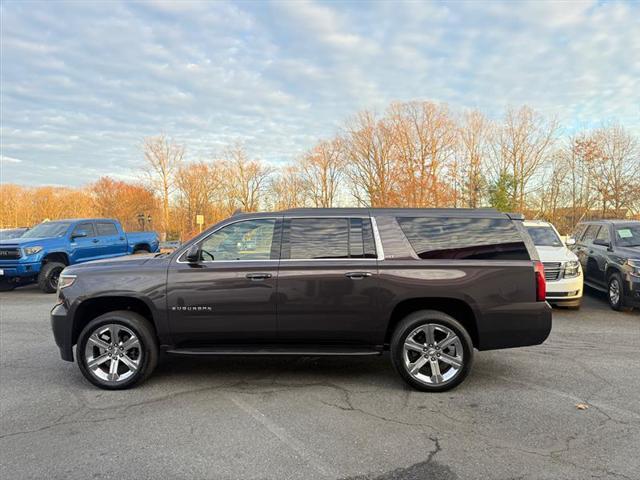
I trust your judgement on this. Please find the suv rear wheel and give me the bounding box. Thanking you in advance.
[391,310,474,392]
[77,311,158,389]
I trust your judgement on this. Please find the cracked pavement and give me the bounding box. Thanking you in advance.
[1,285,639,479]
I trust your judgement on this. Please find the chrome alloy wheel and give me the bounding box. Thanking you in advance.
[609,278,621,306]
[84,324,142,383]
[402,323,464,385]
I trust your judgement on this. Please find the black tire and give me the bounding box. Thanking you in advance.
[133,246,151,254]
[608,272,631,312]
[390,310,474,392]
[37,261,65,293]
[77,310,158,390]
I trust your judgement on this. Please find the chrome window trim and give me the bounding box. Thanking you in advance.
[176,214,384,264]
[370,216,385,261]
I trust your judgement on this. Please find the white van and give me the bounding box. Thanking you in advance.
[524,220,583,308]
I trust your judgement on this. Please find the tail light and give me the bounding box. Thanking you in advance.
[534,261,546,302]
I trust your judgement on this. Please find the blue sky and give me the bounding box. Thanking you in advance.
[1,0,639,186]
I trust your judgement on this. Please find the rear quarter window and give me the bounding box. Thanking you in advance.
[397,217,530,260]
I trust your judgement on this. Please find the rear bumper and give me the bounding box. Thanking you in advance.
[477,301,552,351]
[51,303,74,361]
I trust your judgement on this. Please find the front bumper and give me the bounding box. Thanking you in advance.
[51,302,74,361]
[0,261,41,279]
[624,274,640,308]
[546,274,583,305]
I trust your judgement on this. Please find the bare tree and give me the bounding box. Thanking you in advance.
[143,135,184,238]
[342,111,398,207]
[300,138,345,207]
[457,110,491,208]
[223,144,274,212]
[267,165,307,210]
[490,106,559,211]
[388,101,458,207]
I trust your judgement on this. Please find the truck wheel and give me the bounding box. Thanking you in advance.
[390,310,474,392]
[77,310,158,390]
[37,261,65,293]
[608,273,632,312]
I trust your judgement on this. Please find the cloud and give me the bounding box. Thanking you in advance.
[0,0,638,186]
[1,155,23,164]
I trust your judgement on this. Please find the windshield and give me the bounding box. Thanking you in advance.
[21,222,71,238]
[526,226,563,247]
[614,224,640,247]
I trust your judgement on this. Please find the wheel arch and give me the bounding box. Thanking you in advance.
[71,295,158,346]
[42,251,69,266]
[133,243,151,252]
[385,297,479,348]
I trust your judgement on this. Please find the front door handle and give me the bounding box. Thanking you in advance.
[345,272,372,279]
[92,239,99,243]
[246,273,272,280]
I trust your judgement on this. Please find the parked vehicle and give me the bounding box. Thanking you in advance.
[0,218,159,293]
[0,227,29,240]
[524,220,583,308]
[570,220,640,311]
[51,208,552,391]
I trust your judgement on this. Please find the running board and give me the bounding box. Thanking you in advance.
[165,346,383,356]
[584,280,607,293]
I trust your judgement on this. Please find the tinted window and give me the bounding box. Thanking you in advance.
[288,218,349,259]
[349,218,377,258]
[72,222,95,238]
[526,226,562,247]
[581,225,600,243]
[199,219,276,261]
[614,224,640,247]
[397,217,530,260]
[96,222,118,236]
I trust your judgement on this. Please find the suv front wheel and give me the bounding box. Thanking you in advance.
[391,310,474,392]
[608,272,631,312]
[77,311,158,389]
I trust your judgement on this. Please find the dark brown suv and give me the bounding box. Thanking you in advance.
[51,208,552,391]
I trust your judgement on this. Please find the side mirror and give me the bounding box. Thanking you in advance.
[71,231,87,239]
[565,237,576,246]
[185,244,201,263]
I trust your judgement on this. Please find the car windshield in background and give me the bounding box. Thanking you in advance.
[526,226,563,247]
[21,222,71,238]
[614,224,640,247]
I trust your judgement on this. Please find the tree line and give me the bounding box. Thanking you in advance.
[1,101,638,239]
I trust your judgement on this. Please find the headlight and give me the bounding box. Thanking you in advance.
[23,246,43,256]
[627,259,640,278]
[564,260,580,278]
[57,274,77,289]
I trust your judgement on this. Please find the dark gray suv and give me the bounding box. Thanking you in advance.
[51,208,552,391]
[571,220,640,311]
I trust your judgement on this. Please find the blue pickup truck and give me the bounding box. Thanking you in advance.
[0,218,159,293]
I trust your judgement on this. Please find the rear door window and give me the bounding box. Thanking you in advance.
[96,222,119,236]
[283,217,376,259]
[397,217,530,260]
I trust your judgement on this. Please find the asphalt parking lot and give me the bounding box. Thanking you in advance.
[1,286,639,480]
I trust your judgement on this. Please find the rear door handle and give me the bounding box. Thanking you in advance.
[345,272,372,279]
[246,273,272,280]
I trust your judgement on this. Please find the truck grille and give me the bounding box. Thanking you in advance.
[0,247,21,260]
[542,262,562,281]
